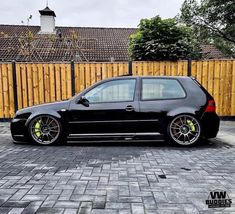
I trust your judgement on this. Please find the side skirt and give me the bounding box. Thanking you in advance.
[67,132,164,141]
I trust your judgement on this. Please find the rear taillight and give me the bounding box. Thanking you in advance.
[205,100,216,113]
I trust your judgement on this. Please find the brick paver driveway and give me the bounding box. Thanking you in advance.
[0,122,234,214]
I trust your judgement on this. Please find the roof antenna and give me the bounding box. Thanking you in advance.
[46,0,49,7]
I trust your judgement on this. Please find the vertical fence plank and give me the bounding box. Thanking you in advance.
[112,63,117,77]
[142,62,147,76]
[191,60,197,77]
[107,63,112,78]
[90,63,96,85]
[21,64,28,108]
[159,62,165,76]
[202,61,208,89]
[32,64,39,105]
[0,65,4,118]
[55,64,61,101]
[166,61,171,76]
[66,64,72,99]
[226,61,232,116]
[38,63,44,104]
[96,63,102,82]
[16,64,22,109]
[214,60,220,115]
[74,64,79,94]
[44,64,50,103]
[85,64,90,88]
[79,64,86,93]
[101,63,107,80]
[197,61,203,84]
[7,64,14,117]
[61,64,67,100]
[183,61,188,76]
[50,64,56,102]
[2,64,10,117]
[27,64,33,107]
[208,61,214,97]
[218,61,223,116]
[231,61,235,115]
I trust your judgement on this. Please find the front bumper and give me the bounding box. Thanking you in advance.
[201,112,220,138]
[11,118,28,142]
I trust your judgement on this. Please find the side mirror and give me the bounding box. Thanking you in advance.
[77,96,89,107]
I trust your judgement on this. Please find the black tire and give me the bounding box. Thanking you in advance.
[28,115,63,145]
[167,114,201,146]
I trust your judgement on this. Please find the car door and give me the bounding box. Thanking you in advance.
[138,77,187,133]
[68,78,139,135]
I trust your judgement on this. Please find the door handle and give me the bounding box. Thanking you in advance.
[125,105,135,112]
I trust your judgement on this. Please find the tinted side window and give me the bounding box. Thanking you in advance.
[85,79,136,103]
[142,78,186,100]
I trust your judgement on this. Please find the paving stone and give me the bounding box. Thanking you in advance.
[118,210,132,214]
[54,201,80,208]
[64,208,78,214]
[105,202,130,209]
[131,203,145,214]
[2,201,30,208]
[92,196,106,209]
[8,208,25,214]
[91,209,118,214]
[36,207,64,214]
[0,207,11,214]
[78,201,92,214]
[21,194,47,201]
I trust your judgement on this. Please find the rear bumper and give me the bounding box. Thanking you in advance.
[201,113,220,138]
[11,118,28,142]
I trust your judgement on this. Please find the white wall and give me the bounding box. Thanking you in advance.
[40,15,55,34]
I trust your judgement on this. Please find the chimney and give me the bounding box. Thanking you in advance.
[39,6,56,34]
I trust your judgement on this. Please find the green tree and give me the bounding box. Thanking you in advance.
[180,0,235,57]
[129,16,201,61]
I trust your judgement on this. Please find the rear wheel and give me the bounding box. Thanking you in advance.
[167,114,201,146]
[28,115,62,145]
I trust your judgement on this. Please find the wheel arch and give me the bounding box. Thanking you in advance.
[25,111,62,128]
[167,107,200,118]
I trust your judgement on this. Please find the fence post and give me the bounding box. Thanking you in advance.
[12,61,18,113]
[187,58,192,76]
[128,61,133,76]
[71,60,75,96]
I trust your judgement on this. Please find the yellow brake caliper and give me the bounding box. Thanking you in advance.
[35,121,41,137]
[187,119,195,132]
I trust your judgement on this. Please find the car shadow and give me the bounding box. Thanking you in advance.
[65,138,233,150]
[12,138,233,150]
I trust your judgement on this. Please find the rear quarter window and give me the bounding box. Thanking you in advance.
[141,78,186,100]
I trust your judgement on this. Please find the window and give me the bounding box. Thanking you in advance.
[142,78,186,100]
[85,79,136,103]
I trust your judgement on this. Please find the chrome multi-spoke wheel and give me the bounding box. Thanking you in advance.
[29,115,61,145]
[169,115,201,146]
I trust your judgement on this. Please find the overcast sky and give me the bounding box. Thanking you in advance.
[0,0,185,28]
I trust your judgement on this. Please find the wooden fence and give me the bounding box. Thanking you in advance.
[0,60,234,118]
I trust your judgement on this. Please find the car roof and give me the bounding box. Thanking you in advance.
[108,75,190,80]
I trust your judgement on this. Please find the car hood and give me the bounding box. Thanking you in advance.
[15,100,71,116]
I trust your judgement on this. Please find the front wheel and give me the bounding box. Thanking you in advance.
[28,115,62,145]
[167,114,201,146]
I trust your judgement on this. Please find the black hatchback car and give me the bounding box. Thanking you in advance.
[11,76,220,146]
